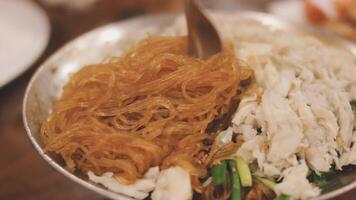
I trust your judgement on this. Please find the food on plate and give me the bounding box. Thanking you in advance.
[41,34,253,199]
[304,0,356,41]
[40,14,356,200]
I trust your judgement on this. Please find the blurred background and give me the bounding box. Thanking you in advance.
[0,0,354,199]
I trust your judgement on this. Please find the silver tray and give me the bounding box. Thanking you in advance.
[23,12,356,200]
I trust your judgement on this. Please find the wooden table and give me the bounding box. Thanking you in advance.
[0,0,354,199]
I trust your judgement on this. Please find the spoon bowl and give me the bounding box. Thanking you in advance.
[184,0,222,59]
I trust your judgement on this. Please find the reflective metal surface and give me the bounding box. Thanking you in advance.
[23,12,356,200]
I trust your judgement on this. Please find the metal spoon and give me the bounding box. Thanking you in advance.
[184,0,223,59]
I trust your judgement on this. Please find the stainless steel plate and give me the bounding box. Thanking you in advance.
[23,12,356,200]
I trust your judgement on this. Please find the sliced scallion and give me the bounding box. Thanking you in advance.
[351,101,356,116]
[235,156,252,187]
[228,160,242,200]
[254,176,276,191]
[211,161,228,185]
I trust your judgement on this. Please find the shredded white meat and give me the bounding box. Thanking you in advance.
[88,167,159,200]
[274,160,321,199]
[164,13,356,199]
[223,15,356,199]
[152,166,193,200]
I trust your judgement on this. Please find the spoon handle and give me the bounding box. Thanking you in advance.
[184,0,223,59]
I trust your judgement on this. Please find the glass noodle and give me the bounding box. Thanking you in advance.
[41,36,252,192]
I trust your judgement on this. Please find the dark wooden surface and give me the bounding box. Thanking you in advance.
[0,0,354,199]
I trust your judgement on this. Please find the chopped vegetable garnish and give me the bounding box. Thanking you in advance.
[351,101,356,116]
[274,194,291,200]
[313,175,328,188]
[211,161,228,185]
[254,176,276,191]
[308,169,337,189]
[228,160,242,200]
[307,169,312,177]
[235,156,252,187]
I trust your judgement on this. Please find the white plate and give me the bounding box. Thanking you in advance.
[0,0,50,87]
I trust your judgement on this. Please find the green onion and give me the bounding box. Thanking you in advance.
[351,101,356,116]
[274,194,291,200]
[228,160,242,200]
[306,169,312,177]
[308,169,340,190]
[235,156,252,187]
[254,176,276,191]
[313,175,328,188]
[211,161,228,185]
